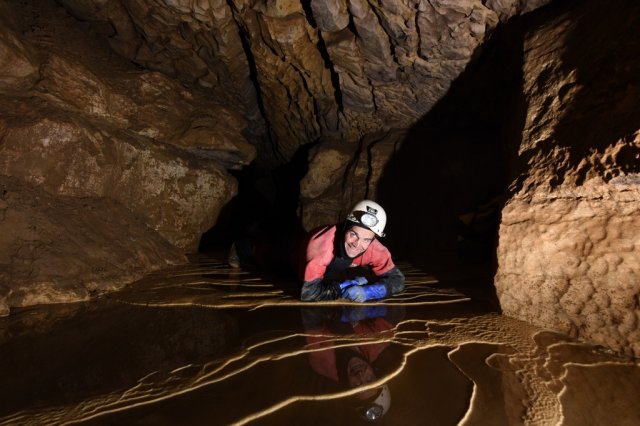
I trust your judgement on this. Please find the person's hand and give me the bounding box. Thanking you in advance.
[338,276,368,290]
[342,285,366,302]
[353,276,368,286]
[342,284,387,302]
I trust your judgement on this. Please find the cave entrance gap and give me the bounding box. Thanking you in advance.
[198,143,313,253]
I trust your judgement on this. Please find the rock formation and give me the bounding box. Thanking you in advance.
[0,0,253,314]
[0,175,184,316]
[494,0,640,357]
[54,0,549,163]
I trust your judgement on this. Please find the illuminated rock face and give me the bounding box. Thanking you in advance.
[495,1,640,357]
[0,1,253,313]
[54,0,550,162]
[0,4,252,251]
[0,176,185,316]
[300,129,407,229]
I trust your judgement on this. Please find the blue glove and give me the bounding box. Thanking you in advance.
[353,276,368,286]
[338,276,368,290]
[341,284,387,302]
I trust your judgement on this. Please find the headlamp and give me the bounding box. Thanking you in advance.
[364,404,384,421]
[359,212,379,228]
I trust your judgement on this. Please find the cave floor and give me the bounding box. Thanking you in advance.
[1,254,639,425]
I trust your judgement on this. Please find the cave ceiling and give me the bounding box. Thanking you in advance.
[55,0,552,165]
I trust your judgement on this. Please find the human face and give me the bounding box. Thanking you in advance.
[344,226,376,258]
[347,356,378,399]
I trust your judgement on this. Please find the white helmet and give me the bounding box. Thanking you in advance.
[346,200,387,237]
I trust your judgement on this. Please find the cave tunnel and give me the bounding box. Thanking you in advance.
[2,0,640,423]
[198,12,527,301]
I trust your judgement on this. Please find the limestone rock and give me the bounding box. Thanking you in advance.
[0,0,252,312]
[495,0,640,357]
[0,176,185,315]
[35,53,255,171]
[54,0,550,162]
[0,19,39,93]
[0,1,252,251]
[311,0,349,32]
[300,146,352,199]
[0,115,239,251]
[238,8,337,159]
[300,130,405,230]
[57,0,263,137]
[497,177,640,356]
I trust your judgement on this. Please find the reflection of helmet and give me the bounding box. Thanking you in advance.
[346,200,387,237]
[359,383,391,421]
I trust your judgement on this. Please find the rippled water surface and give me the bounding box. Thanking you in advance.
[1,254,639,425]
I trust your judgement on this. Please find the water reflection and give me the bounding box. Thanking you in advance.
[0,254,639,425]
[301,306,405,422]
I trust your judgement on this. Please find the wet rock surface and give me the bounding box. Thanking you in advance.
[1,255,639,425]
[0,175,185,316]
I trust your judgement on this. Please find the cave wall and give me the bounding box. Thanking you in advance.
[0,176,183,316]
[494,0,640,357]
[0,0,254,314]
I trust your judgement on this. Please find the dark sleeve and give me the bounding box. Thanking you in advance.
[377,266,405,296]
[300,278,342,301]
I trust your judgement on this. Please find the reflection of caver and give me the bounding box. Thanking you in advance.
[302,306,405,421]
[229,200,405,303]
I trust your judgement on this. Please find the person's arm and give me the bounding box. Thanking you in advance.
[301,276,369,301]
[301,226,343,301]
[376,266,405,296]
[343,267,403,302]
[341,247,405,302]
[300,278,342,301]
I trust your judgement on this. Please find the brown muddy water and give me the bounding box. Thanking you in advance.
[1,254,639,425]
